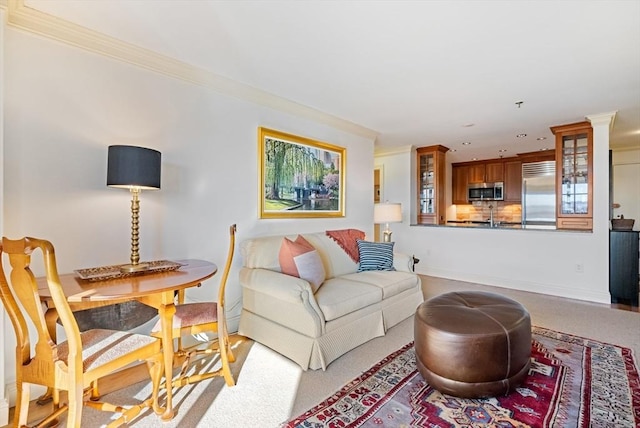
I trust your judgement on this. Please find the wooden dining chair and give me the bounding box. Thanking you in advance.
[150,224,237,388]
[0,237,164,428]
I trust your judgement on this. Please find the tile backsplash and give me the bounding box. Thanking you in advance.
[454,202,522,223]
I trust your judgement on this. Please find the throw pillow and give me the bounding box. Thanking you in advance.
[279,235,326,293]
[356,239,395,272]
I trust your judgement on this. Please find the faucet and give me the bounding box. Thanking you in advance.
[488,204,494,228]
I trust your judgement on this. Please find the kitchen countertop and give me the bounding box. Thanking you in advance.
[410,221,569,231]
[446,221,528,229]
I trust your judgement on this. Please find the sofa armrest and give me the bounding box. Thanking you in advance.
[239,267,326,337]
[394,252,415,273]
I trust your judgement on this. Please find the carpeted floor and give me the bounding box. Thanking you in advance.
[15,275,640,427]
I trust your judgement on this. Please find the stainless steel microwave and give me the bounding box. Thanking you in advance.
[468,182,504,201]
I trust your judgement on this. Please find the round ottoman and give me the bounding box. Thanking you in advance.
[414,291,531,398]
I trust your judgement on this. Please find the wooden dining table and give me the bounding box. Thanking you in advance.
[36,258,218,421]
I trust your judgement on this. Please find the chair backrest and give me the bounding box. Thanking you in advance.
[217,224,236,307]
[0,237,82,387]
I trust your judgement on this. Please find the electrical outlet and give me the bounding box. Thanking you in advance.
[575,263,584,273]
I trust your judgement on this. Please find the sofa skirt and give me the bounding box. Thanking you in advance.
[238,308,385,370]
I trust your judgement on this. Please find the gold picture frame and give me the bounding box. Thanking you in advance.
[259,127,346,218]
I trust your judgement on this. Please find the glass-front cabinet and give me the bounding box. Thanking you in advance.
[551,121,593,230]
[416,145,448,225]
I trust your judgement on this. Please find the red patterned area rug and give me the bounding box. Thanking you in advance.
[282,327,640,427]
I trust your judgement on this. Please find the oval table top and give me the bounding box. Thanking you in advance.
[37,259,217,304]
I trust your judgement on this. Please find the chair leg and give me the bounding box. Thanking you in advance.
[15,381,30,428]
[66,384,83,428]
[90,380,100,401]
[224,320,236,364]
[51,388,62,427]
[218,322,235,387]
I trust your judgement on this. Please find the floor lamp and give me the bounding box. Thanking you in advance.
[374,202,402,243]
[107,145,161,273]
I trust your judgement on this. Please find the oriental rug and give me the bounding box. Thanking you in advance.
[282,327,640,427]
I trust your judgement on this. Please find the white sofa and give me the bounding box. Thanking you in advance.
[237,231,423,370]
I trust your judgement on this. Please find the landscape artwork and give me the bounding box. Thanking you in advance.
[259,127,345,218]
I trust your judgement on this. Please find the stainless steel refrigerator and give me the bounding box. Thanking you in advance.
[522,161,556,228]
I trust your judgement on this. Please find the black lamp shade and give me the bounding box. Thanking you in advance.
[107,145,161,190]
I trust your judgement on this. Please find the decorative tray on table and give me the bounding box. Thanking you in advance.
[74,260,184,281]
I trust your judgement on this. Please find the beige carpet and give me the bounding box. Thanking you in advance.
[43,276,640,427]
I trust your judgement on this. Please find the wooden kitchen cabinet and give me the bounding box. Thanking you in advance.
[551,121,593,230]
[467,161,503,184]
[417,145,448,224]
[468,164,486,184]
[452,165,469,204]
[504,160,522,202]
[452,150,552,206]
[485,162,504,183]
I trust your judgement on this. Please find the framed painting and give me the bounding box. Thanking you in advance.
[259,127,346,218]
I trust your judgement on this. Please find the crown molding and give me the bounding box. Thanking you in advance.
[5,0,378,140]
[374,144,413,157]
[586,111,617,132]
[610,144,640,152]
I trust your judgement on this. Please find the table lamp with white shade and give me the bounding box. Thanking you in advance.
[374,202,402,242]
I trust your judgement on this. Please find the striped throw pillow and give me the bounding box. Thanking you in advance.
[356,240,395,272]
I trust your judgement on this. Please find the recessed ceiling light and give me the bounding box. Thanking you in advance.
[449,149,457,152]
[472,158,478,161]
[462,123,475,128]
[539,148,548,151]
[498,149,507,153]
[536,137,547,141]
[462,142,471,145]
[516,133,527,138]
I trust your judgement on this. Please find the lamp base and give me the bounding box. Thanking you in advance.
[119,262,150,273]
[382,230,393,243]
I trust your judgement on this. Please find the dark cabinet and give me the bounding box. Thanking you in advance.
[609,230,639,306]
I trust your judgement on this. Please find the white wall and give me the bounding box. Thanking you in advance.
[2,27,374,404]
[376,114,615,304]
[612,148,640,230]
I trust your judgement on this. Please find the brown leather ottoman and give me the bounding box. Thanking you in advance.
[414,291,531,398]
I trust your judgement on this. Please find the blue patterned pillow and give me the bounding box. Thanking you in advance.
[356,240,395,272]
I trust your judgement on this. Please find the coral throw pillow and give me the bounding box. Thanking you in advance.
[279,235,326,293]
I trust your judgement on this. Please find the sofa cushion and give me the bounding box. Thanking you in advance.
[279,235,326,293]
[340,270,420,299]
[314,277,382,321]
[304,234,358,278]
[356,240,395,272]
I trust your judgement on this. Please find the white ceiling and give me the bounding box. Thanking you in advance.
[24,0,640,162]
